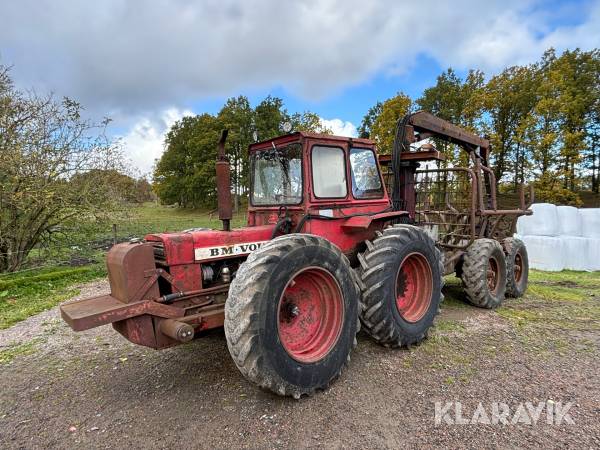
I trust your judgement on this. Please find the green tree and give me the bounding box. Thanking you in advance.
[417,68,484,128]
[417,69,484,163]
[521,49,599,195]
[368,93,412,154]
[290,111,332,134]
[550,49,599,191]
[72,170,153,203]
[0,65,123,272]
[153,114,222,208]
[254,95,287,141]
[586,93,600,193]
[358,102,382,138]
[482,64,539,186]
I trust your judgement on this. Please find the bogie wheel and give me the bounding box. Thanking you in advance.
[358,225,443,348]
[224,234,360,399]
[461,238,507,309]
[502,237,529,298]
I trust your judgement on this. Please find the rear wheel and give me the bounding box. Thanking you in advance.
[224,234,359,398]
[502,238,529,298]
[358,225,443,348]
[461,238,507,309]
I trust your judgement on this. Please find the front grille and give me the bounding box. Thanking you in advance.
[152,242,166,262]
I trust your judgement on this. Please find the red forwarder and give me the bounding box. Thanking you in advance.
[61,112,532,398]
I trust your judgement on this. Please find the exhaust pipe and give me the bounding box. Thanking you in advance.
[216,129,233,231]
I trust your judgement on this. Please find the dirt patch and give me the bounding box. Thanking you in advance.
[1,280,599,449]
[0,280,109,349]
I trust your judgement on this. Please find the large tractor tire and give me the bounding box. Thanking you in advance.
[502,237,529,298]
[461,238,507,309]
[224,234,360,399]
[357,225,443,348]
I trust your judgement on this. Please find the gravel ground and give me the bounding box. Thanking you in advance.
[1,279,599,449]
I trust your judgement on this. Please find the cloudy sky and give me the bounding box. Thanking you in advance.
[1,0,599,174]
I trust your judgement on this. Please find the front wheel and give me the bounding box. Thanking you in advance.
[224,234,360,398]
[358,225,443,348]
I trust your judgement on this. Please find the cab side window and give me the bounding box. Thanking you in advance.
[350,148,383,199]
[311,146,347,198]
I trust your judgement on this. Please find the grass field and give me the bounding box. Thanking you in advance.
[440,269,600,357]
[7,202,248,272]
[0,265,105,329]
[132,202,247,229]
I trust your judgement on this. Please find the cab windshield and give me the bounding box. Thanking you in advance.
[251,143,303,205]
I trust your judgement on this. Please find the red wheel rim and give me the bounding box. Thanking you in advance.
[395,253,433,323]
[514,253,523,283]
[277,267,344,363]
[487,257,500,293]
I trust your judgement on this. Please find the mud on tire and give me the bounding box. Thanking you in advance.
[461,238,507,309]
[357,224,443,348]
[502,237,529,298]
[224,234,360,399]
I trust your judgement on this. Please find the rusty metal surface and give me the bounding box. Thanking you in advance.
[180,304,225,331]
[145,232,195,266]
[407,111,490,152]
[113,316,156,348]
[379,150,445,164]
[159,319,194,343]
[106,243,159,303]
[248,131,374,152]
[60,295,184,331]
[216,129,233,230]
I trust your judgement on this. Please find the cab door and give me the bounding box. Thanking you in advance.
[305,139,389,254]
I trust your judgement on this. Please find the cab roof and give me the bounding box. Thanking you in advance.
[248,131,375,151]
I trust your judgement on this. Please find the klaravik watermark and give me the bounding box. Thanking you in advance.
[434,400,574,426]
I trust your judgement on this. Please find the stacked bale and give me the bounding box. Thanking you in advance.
[516,203,600,271]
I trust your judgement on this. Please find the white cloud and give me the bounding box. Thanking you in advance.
[1,0,598,117]
[2,0,599,167]
[428,3,600,70]
[120,108,193,175]
[320,118,358,137]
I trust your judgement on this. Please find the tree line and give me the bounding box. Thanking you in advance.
[359,48,600,205]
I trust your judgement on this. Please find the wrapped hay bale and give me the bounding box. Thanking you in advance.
[556,205,582,236]
[580,209,600,239]
[561,236,592,271]
[517,203,558,237]
[520,235,565,271]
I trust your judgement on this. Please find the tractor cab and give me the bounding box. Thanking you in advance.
[246,132,396,251]
[245,131,446,255]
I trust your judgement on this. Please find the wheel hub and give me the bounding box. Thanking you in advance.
[395,253,433,323]
[514,253,523,283]
[277,267,344,363]
[487,257,500,293]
